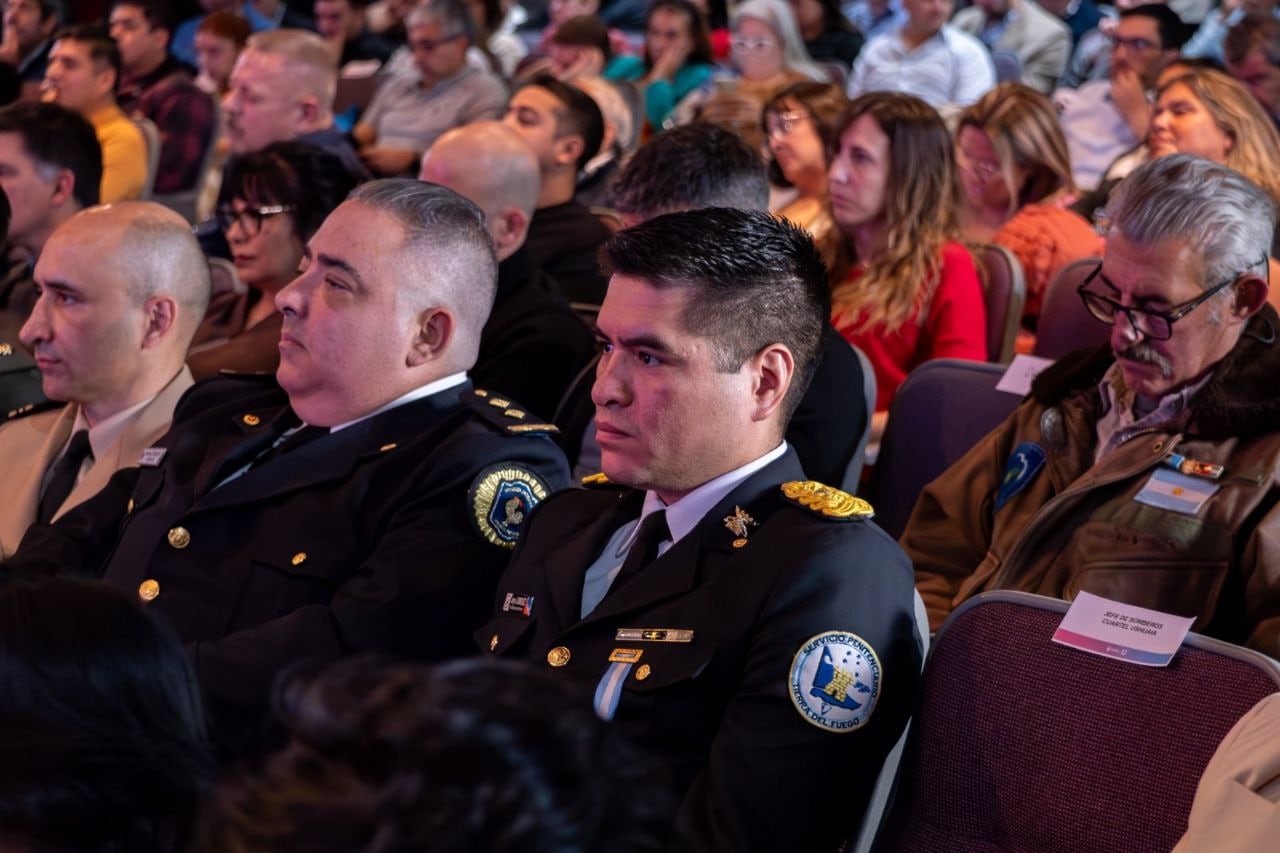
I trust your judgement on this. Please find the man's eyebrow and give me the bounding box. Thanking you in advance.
[315,252,365,289]
[595,328,681,357]
[1098,271,1169,305]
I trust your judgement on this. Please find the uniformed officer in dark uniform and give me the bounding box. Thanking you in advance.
[5,180,571,750]
[479,209,922,851]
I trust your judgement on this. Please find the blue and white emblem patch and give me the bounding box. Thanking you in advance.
[994,441,1046,511]
[468,464,550,550]
[789,631,880,732]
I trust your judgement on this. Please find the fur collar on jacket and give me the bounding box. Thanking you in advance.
[1030,305,1280,441]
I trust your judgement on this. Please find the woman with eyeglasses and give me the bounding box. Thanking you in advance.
[956,83,1103,335]
[676,0,826,149]
[603,0,717,130]
[762,81,847,239]
[188,141,359,380]
[824,92,986,436]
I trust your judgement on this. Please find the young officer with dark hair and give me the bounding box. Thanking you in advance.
[480,207,921,852]
[5,180,571,754]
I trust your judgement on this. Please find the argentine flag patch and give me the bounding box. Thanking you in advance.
[1134,468,1220,516]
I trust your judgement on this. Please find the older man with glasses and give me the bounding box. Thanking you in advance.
[904,154,1280,659]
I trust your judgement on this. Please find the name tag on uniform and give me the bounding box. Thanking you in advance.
[501,592,534,617]
[1134,468,1220,516]
[615,628,695,643]
[138,447,167,467]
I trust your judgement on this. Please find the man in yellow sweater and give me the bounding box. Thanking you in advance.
[41,25,146,203]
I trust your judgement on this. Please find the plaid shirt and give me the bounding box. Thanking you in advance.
[118,58,216,194]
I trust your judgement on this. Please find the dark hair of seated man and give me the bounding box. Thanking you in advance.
[196,656,676,852]
[0,577,212,850]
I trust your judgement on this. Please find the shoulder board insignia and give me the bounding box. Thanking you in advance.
[466,389,560,435]
[780,481,874,520]
[468,463,551,549]
[581,472,613,487]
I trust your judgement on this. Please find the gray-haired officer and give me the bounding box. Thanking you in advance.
[6,180,571,751]
[480,207,921,851]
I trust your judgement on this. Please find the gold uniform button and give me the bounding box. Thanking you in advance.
[167,526,191,549]
[635,664,652,681]
[547,646,571,667]
[291,552,307,566]
[126,499,135,514]
[489,633,499,651]
[138,579,160,601]
[242,414,261,426]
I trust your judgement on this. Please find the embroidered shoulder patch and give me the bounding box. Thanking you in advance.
[789,631,881,732]
[468,463,550,549]
[994,442,1046,511]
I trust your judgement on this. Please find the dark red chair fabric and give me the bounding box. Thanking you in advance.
[1032,257,1110,360]
[973,243,1026,364]
[877,592,1280,852]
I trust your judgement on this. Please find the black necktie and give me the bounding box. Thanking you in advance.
[247,424,328,472]
[609,509,671,595]
[38,430,93,524]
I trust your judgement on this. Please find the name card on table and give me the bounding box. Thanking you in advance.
[1052,591,1195,667]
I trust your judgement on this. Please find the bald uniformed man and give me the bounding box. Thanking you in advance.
[6,181,571,752]
[0,202,207,558]
[419,121,596,420]
[480,208,921,852]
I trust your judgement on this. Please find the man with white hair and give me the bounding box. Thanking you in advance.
[5,180,571,752]
[906,155,1280,659]
[0,202,207,557]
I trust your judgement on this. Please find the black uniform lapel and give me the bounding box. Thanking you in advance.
[192,385,468,513]
[542,488,642,629]
[578,451,807,627]
[193,404,293,497]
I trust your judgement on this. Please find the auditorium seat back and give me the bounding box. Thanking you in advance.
[973,242,1026,364]
[869,359,1018,539]
[1033,257,1109,360]
[876,591,1280,852]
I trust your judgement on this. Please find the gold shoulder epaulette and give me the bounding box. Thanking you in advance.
[467,389,560,436]
[780,481,874,520]
[581,472,613,487]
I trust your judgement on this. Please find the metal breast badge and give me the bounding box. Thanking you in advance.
[723,505,757,548]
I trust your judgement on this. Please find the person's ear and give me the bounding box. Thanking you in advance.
[1233,271,1270,318]
[554,134,585,168]
[140,296,177,348]
[491,205,530,258]
[749,342,794,424]
[407,306,455,366]
[295,94,321,128]
[49,168,75,208]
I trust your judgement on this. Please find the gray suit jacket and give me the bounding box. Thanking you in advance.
[953,0,1072,93]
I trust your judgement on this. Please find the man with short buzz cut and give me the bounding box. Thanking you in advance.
[108,0,216,195]
[0,202,207,559]
[1225,14,1280,126]
[5,179,571,754]
[41,24,146,203]
[0,101,100,345]
[222,28,366,179]
[353,0,505,177]
[503,73,610,304]
[905,154,1280,658]
[0,0,62,93]
[419,121,596,421]
[952,0,1072,94]
[480,207,921,851]
[601,121,869,490]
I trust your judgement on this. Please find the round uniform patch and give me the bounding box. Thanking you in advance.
[468,464,549,549]
[789,631,881,732]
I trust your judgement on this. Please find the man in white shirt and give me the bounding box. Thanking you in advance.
[848,0,996,110]
[0,201,207,557]
[480,207,922,852]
